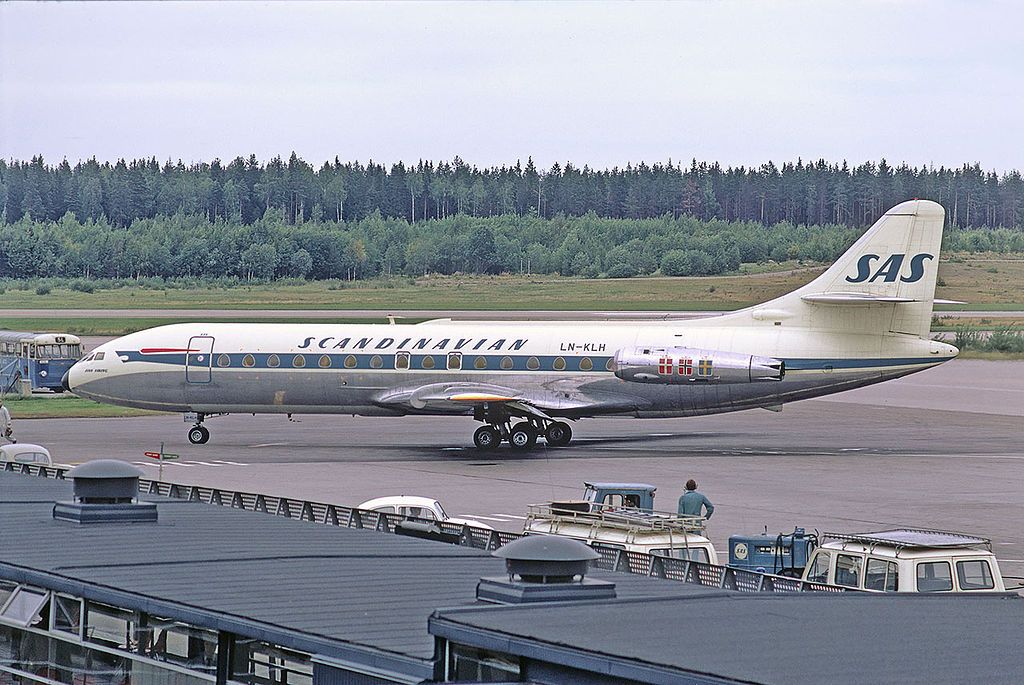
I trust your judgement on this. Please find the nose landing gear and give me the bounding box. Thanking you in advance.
[188,424,210,445]
[185,412,218,445]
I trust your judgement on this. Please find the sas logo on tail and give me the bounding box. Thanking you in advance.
[846,253,934,283]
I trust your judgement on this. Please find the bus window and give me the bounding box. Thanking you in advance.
[835,554,863,588]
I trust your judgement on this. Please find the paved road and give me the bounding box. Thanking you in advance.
[16,359,1024,582]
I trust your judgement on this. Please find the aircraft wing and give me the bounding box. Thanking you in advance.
[373,381,636,418]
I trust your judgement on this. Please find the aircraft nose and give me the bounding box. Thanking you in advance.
[61,370,71,392]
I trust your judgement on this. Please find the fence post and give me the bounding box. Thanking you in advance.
[277,498,292,518]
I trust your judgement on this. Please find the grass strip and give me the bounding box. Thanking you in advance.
[3,395,165,419]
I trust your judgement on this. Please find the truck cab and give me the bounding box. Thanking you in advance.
[582,482,657,511]
[801,529,1006,593]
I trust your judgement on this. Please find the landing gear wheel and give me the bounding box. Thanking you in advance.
[509,423,538,450]
[545,421,572,447]
[473,425,501,450]
[188,425,210,445]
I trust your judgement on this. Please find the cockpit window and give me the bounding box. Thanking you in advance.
[94,352,105,361]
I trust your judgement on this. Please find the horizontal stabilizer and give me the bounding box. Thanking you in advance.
[801,292,917,305]
[933,299,967,305]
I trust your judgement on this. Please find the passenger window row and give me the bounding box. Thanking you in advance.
[209,353,613,372]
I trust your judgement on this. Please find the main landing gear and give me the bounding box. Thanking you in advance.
[471,406,574,450]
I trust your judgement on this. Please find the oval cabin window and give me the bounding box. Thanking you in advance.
[474,356,487,370]
[267,354,280,368]
[321,355,334,368]
[292,354,306,368]
[217,354,230,368]
[553,357,566,371]
[527,356,540,370]
[242,354,255,368]
[579,357,593,371]
[370,355,383,369]
[500,356,514,370]
[343,355,357,369]
[605,357,615,371]
[421,355,435,369]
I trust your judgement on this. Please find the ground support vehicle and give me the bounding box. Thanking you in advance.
[0,331,82,394]
[729,527,817,577]
[524,501,718,563]
[801,529,1007,593]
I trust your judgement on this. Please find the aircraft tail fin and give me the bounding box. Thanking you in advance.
[734,199,946,338]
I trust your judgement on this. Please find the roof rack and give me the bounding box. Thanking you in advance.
[822,528,991,551]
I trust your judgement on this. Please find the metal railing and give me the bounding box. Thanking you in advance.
[3,462,853,594]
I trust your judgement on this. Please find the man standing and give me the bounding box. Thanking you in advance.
[678,479,713,519]
[0,400,14,444]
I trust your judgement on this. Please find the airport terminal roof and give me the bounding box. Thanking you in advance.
[0,471,729,681]
[430,592,1024,685]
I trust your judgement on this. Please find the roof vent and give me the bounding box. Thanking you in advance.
[477,536,616,604]
[53,460,157,524]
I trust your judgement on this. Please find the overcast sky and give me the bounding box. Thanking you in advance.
[1,1,1022,171]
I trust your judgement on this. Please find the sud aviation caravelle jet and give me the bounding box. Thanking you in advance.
[65,199,959,449]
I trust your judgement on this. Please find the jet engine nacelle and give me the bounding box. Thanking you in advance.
[613,346,784,384]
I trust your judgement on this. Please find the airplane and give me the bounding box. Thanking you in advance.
[65,199,959,450]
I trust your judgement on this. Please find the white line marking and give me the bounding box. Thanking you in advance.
[840,448,864,452]
[211,460,249,466]
[490,514,526,520]
[441,447,464,451]
[249,443,290,448]
[648,433,673,437]
[185,461,221,466]
[456,514,511,522]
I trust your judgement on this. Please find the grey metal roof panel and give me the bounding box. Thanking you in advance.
[431,593,1024,685]
[0,471,720,665]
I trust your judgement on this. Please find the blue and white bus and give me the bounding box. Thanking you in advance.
[0,331,83,393]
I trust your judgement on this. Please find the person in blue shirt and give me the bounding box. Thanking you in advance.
[678,479,714,519]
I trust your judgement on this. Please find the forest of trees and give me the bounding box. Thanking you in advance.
[0,155,1022,282]
[1,209,1021,283]
[3,154,1024,230]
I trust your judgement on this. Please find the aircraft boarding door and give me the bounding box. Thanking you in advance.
[185,336,215,384]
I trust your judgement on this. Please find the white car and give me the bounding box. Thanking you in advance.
[0,443,53,466]
[357,496,493,530]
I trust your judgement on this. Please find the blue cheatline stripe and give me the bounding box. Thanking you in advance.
[116,351,615,373]
[115,351,942,374]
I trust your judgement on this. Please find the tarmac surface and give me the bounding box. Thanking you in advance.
[14,359,1024,584]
